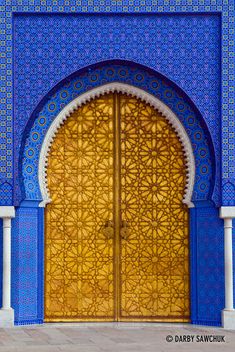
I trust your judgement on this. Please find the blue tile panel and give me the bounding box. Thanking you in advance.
[10,206,44,325]
[190,205,227,326]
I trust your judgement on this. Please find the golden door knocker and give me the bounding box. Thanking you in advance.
[120,220,130,240]
[103,220,114,239]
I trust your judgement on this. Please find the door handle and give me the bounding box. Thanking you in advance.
[121,220,130,240]
[103,220,114,239]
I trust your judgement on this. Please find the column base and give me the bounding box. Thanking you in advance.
[222,309,235,329]
[0,308,14,327]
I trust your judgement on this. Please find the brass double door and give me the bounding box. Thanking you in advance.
[45,93,190,322]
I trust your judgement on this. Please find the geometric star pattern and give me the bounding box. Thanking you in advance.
[45,93,189,321]
[120,95,189,320]
[45,94,114,321]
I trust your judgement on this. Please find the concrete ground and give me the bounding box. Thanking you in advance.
[0,323,235,352]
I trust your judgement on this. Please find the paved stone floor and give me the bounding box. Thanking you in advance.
[0,323,235,352]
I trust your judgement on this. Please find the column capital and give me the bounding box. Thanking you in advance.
[220,206,235,219]
[0,206,15,218]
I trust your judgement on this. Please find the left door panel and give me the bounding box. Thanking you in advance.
[45,94,114,321]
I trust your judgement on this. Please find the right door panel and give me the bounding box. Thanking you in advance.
[119,94,190,321]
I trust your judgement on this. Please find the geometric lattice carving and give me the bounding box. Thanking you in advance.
[45,93,189,321]
[45,94,114,321]
[120,95,189,320]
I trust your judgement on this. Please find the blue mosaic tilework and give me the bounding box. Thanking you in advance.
[190,204,226,326]
[0,187,13,206]
[13,12,221,204]
[222,180,235,206]
[0,180,13,205]
[21,61,215,205]
[11,206,43,325]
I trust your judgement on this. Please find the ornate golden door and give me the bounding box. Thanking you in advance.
[45,93,190,322]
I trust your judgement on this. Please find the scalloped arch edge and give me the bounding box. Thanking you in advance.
[38,83,195,208]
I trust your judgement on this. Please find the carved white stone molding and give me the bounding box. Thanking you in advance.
[39,83,195,207]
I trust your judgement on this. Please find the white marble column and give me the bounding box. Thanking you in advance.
[220,207,235,329]
[0,206,15,327]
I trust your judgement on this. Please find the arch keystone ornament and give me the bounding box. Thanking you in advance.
[38,83,195,208]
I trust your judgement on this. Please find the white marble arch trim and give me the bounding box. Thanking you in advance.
[38,82,195,207]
